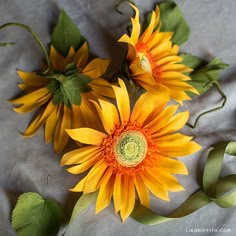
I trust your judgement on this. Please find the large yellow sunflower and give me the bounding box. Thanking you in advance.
[61,79,201,221]
[119,4,198,104]
[10,42,114,152]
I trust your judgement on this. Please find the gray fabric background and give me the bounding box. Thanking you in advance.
[0,0,236,235]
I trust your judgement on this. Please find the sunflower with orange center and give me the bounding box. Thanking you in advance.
[119,4,198,104]
[9,42,114,152]
[61,79,201,221]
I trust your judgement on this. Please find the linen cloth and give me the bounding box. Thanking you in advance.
[0,0,236,235]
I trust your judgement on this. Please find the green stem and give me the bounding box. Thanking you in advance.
[0,22,51,71]
[0,42,15,46]
[187,81,227,128]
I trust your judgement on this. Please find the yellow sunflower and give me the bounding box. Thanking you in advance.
[119,4,198,104]
[61,79,201,221]
[9,42,114,152]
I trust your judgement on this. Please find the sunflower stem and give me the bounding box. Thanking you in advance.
[187,81,227,128]
[0,22,51,71]
[0,42,16,46]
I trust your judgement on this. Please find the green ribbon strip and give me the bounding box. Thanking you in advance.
[131,141,236,225]
[68,141,236,226]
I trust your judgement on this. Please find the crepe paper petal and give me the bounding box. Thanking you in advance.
[11,192,64,236]
[51,10,85,57]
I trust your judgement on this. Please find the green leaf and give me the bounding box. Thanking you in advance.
[11,192,64,236]
[61,74,92,106]
[181,54,229,96]
[51,10,86,57]
[159,1,190,45]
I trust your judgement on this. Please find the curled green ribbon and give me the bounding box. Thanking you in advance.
[68,141,236,226]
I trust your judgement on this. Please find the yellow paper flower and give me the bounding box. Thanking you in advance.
[61,79,201,221]
[10,42,114,152]
[119,4,198,104]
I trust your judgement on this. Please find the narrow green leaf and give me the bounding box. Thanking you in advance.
[11,192,64,236]
[159,1,190,45]
[51,10,85,56]
[181,54,229,96]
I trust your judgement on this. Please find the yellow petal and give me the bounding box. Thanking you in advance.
[13,92,51,113]
[96,172,114,213]
[53,104,71,153]
[134,174,149,208]
[75,41,89,69]
[113,174,122,213]
[155,154,188,174]
[70,175,88,192]
[157,141,202,157]
[66,128,107,145]
[157,55,183,66]
[71,105,86,129]
[144,104,179,131]
[140,172,169,201]
[23,100,55,137]
[98,99,119,134]
[67,154,101,174]
[159,71,190,81]
[118,34,135,47]
[90,78,114,98]
[112,79,130,124]
[45,105,59,143]
[49,45,65,70]
[82,58,110,78]
[161,64,192,73]
[61,146,101,165]
[131,85,169,125]
[151,41,172,60]
[9,87,49,104]
[130,3,141,43]
[84,161,110,193]
[17,70,49,86]
[120,177,135,222]
[146,167,185,192]
[140,8,158,43]
[152,111,189,138]
[155,133,193,147]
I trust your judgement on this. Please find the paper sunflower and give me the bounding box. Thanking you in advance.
[61,79,201,221]
[9,42,114,152]
[119,4,198,104]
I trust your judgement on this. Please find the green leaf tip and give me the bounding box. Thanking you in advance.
[159,1,190,45]
[11,192,64,236]
[51,9,86,57]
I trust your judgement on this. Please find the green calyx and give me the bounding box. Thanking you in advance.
[114,130,148,167]
[46,63,92,108]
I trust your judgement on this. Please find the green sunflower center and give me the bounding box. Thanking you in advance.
[46,63,92,108]
[114,130,148,167]
[138,54,152,73]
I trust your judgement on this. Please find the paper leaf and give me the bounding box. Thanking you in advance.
[12,192,64,236]
[61,74,92,106]
[51,10,85,57]
[181,54,229,96]
[159,1,190,45]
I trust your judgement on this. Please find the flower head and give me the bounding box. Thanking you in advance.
[61,79,201,221]
[9,42,114,152]
[119,4,198,104]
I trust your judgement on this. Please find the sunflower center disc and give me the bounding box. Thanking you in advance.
[114,130,148,167]
[138,54,152,73]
